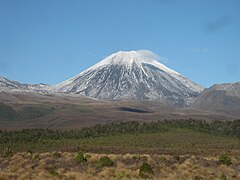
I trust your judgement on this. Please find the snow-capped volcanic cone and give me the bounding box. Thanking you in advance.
[54,50,203,106]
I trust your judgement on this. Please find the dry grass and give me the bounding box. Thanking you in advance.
[0,151,239,179]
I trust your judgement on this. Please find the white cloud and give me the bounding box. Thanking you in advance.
[137,50,160,60]
[137,50,168,63]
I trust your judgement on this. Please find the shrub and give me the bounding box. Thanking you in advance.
[97,156,113,168]
[220,173,227,180]
[27,150,33,154]
[46,166,59,176]
[85,154,91,159]
[117,170,130,179]
[133,155,141,161]
[49,170,59,176]
[139,162,154,178]
[173,155,180,162]
[3,147,13,158]
[75,152,87,163]
[219,154,232,165]
[159,156,167,161]
[53,152,61,158]
[32,153,40,160]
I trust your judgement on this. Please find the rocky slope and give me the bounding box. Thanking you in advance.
[54,50,203,106]
[191,82,240,115]
[0,77,50,93]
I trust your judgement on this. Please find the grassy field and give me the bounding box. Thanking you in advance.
[1,120,240,154]
[0,120,240,179]
[1,128,240,155]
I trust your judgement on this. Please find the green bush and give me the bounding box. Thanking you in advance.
[219,154,232,165]
[220,173,227,180]
[3,147,13,158]
[97,156,113,168]
[32,153,40,160]
[139,162,154,178]
[75,152,87,163]
[117,170,130,179]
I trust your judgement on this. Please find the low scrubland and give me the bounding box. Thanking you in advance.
[0,119,240,179]
[0,151,239,179]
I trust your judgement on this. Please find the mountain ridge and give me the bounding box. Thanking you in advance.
[0,76,50,93]
[191,82,240,115]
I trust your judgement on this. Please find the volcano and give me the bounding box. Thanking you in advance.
[54,50,203,106]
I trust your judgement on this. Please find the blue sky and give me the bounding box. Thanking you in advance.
[0,0,239,87]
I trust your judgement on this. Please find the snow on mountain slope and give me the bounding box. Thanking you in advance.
[0,77,50,93]
[54,50,203,106]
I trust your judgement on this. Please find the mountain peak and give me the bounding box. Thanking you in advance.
[94,50,157,67]
[87,50,180,78]
[110,50,157,64]
[54,50,203,106]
